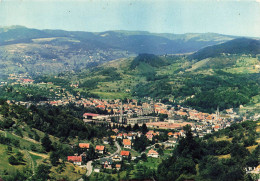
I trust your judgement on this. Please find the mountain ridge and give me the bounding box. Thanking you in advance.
[0,26,244,77]
[190,38,260,60]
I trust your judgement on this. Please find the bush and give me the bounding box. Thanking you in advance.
[8,156,19,165]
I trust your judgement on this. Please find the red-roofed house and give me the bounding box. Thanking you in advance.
[112,129,119,133]
[123,139,132,149]
[116,164,121,170]
[83,113,100,119]
[22,79,34,84]
[180,130,185,137]
[95,145,105,154]
[120,150,130,158]
[147,149,159,158]
[117,133,123,139]
[146,134,153,141]
[213,125,220,131]
[173,132,180,138]
[67,156,82,165]
[100,158,113,169]
[96,105,106,110]
[79,143,90,149]
[168,132,174,137]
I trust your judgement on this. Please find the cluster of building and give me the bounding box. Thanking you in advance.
[67,138,161,171]
[8,92,252,140]
[67,143,105,166]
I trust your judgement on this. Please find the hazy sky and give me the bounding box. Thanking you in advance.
[0,0,259,37]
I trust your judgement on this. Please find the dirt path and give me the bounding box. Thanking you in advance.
[29,151,49,159]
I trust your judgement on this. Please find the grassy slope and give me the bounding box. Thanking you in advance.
[49,162,85,181]
[0,144,29,174]
[0,123,86,180]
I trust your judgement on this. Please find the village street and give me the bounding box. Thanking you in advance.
[86,161,93,177]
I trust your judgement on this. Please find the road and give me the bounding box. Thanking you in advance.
[79,141,121,180]
[109,141,121,158]
[85,160,93,176]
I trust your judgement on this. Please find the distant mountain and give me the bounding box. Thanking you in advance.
[0,26,50,45]
[0,26,240,77]
[0,26,237,54]
[190,38,260,60]
[87,31,236,54]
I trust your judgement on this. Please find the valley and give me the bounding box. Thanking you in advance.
[0,26,259,181]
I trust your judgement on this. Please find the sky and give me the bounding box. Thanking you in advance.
[0,0,259,37]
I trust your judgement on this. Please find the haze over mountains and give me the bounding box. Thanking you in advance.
[0,26,236,53]
[0,26,241,76]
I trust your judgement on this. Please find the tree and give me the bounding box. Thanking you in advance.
[159,113,168,121]
[157,156,196,181]
[176,125,202,161]
[87,145,97,161]
[108,137,114,146]
[140,153,147,161]
[34,132,40,142]
[30,144,37,152]
[2,118,14,129]
[6,145,13,154]
[199,156,225,181]
[33,164,51,181]
[141,123,148,134]
[126,124,132,132]
[82,174,90,181]
[41,133,53,152]
[117,138,122,146]
[50,151,59,166]
[158,148,164,156]
[16,151,24,162]
[231,144,249,161]
[2,170,29,181]
[8,156,19,165]
[133,135,149,152]
[244,135,256,147]
[133,123,140,131]
[135,164,154,180]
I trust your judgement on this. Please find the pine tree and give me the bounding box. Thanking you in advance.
[41,133,53,152]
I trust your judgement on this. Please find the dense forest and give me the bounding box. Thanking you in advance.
[132,69,260,113]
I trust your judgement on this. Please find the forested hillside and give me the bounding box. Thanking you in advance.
[0,100,113,180]
[190,38,260,60]
[54,44,260,113]
[157,121,260,181]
